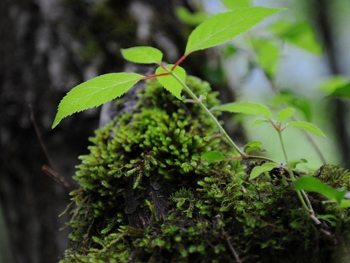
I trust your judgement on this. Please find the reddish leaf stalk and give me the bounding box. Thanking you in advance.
[171,53,189,71]
[141,72,169,80]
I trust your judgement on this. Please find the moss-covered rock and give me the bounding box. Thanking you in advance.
[60,77,350,263]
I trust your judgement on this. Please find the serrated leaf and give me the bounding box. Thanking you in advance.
[294,176,346,204]
[222,0,252,9]
[287,121,325,137]
[212,101,272,119]
[277,107,296,123]
[175,7,208,26]
[251,118,269,127]
[249,162,279,180]
[121,46,163,64]
[201,151,225,163]
[156,65,186,100]
[185,7,284,54]
[269,20,322,54]
[52,73,143,128]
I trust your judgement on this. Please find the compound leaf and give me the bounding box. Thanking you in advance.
[156,65,186,100]
[52,73,143,128]
[185,7,284,54]
[121,46,163,64]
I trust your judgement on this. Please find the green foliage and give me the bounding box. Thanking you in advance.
[319,76,350,101]
[175,7,208,26]
[54,4,350,262]
[222,0,252,9]
[201,151,225,163]
[121,46,163,64]
[294,176,346,204]
[212,101,272,119]
[277,107,296,123]
[287,121,326,137]
[269,20,322,53]
[185,7,284,54]
[155,65,186,100]
[249,162,279,180]
[52,73,143,128]
[251,39,280,77]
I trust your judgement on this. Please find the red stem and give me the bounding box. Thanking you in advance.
[141,72,170,80]
[171,53,189,71]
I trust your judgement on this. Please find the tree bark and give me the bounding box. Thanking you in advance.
[0,0,244,262]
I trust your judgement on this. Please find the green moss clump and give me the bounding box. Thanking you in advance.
[60,77,350,263]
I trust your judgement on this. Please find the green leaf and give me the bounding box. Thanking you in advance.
[175,7,208,26]
[269,20,322,54]
[52,73,143,128]
[249,162,279,180]
[222,44,238,58]
[121,46,163,64]
[277,107,296,123]
[252,39,280,77]
[155,65,186,100]
[212,101,272,119]
[185,7,284,54]
[319,76,349,94]
[319,76,350,100]
[289,158,308,169]
[272,91,312,121]
[244,141,264,154]
[251,118,269,127]
[287,121,325,137]
[340,199,350,208]
[326,83,350,100]
[222,0,252,9]
[294,176,346,203]
[201,151,225,163]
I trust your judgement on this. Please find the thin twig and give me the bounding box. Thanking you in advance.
[29,104,57,171]
[42,165,72,192]
[29,104,72,192]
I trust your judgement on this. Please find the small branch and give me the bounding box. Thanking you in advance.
[185,94,204,103]
[171,53,189,71]
[224,235,242,263]
[29,105,57,171]
[169,71,247,157]
[29,105,72,192]
[42,165,72,192]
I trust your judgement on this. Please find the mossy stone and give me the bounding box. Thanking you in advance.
[60,77,350,263]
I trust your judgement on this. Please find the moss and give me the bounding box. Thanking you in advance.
[60,77,350,263]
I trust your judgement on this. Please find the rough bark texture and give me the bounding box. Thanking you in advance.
[0,0,243,262]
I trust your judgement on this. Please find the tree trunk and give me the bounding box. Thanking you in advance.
[0,0,243,262]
